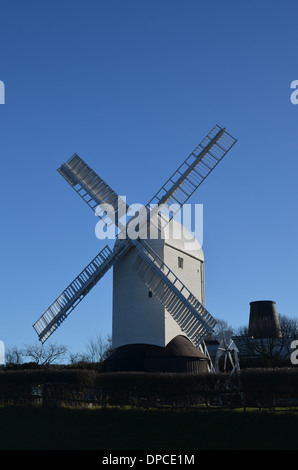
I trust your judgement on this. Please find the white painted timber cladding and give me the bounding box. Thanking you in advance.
[112,222,205,348]
[163,243,204,346]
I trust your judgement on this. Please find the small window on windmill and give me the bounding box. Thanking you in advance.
[178,257,184,269]
[148,290,153,298]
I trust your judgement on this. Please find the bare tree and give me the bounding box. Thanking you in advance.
[279,314,298,339]
[84,334,113,363]
[24,343,68,365]
[5,345,24,365]
[68,351,89,364]
[213,318,234,338]
[102,334,113,360]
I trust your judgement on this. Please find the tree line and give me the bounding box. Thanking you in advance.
[3,334,113,368]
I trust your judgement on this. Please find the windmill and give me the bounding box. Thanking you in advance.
[215,330,240,375]
[33,125,237,373]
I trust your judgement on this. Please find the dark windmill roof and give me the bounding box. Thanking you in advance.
[107,335,208,361]
[105,335,209,373]
[163,335,208,359]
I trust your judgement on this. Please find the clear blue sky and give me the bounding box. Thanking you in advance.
[0,0,297,357]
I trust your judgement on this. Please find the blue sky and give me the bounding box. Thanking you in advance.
[0,0,297,357]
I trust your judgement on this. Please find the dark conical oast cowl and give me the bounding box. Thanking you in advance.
[248,300,282,339]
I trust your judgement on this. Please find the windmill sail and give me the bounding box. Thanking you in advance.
[58,154,128,234]
[146,125,237,232]
[33,242,129,343]
[131,239,216,347]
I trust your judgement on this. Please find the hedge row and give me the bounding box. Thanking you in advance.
[0,369,235,406]
[238,367,298,404]
[0,368,298,407]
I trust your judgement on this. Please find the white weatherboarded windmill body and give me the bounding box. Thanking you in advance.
[33,125,237,373]
[112,220,205,350]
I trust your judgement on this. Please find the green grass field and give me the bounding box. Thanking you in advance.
[0,406,298,450]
